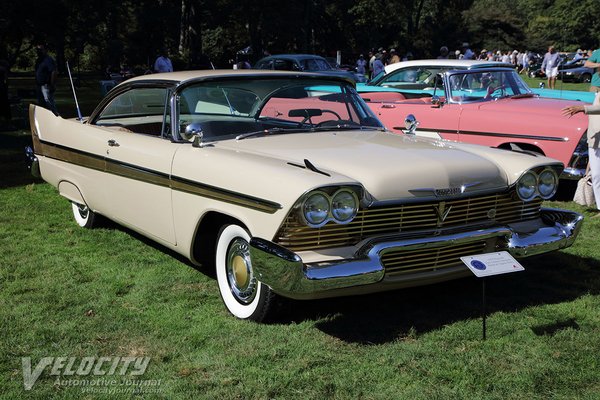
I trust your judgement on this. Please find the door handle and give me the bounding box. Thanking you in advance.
[108,139,120,147]
[381,104,396,109]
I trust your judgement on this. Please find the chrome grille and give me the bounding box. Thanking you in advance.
[274,193,542,252]
[382,240,489,276]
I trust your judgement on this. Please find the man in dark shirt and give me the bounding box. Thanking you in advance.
[35,44,58,115]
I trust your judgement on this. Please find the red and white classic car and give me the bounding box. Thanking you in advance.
[360,64,589,179]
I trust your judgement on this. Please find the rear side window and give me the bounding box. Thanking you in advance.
[99,88,167,118]
[95,87,170,137]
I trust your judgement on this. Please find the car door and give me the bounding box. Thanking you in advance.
[91,86,177,244]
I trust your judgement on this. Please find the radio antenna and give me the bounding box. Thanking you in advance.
[66,61,83,122]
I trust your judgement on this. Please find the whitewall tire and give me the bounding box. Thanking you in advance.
[215,224,276,321]
[71,202,97,229]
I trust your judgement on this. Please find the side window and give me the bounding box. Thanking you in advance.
[255,60,272,70]
[380,67,443,89]
[95,88,170,137]
[381,67,420,84]
[273,59,294,70]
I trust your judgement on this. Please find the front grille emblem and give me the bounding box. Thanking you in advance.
[433,201,452,227]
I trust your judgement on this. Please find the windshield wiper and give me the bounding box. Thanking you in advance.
[510,93,536,99]
[313,123,379,131]
[235,127,306,141]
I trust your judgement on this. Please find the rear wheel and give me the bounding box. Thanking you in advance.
[215,224,277,321]
[71,202,97,228]
[582,73,592,83]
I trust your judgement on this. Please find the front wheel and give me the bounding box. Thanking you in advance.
[215,224,277,321]
[71,202,97,228]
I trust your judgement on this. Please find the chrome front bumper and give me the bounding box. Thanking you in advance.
[249,208,583,300]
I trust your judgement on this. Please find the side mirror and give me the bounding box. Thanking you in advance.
[431,95,443,108]
[404,114,419,135]
[183,122,205,147]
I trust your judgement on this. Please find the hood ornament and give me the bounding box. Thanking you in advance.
[410,182,484,198]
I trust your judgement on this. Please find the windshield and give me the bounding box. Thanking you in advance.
[301,58,332,71]
[176,78,383,141]
[446,69,533,103]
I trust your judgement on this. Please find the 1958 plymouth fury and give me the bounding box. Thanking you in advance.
[29,70,583,321]
[359,62,590,180]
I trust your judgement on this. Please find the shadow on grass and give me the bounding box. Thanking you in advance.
[84,217,600,344]
[275,252,600,344]
[0,133,40,189]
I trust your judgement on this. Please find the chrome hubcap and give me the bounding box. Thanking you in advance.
[77,204,89,219]
[226,238,257,304]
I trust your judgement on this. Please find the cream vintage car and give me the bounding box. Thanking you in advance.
[29,70,583,321]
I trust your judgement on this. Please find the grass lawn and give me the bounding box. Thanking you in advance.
[1,73,600,399]
[521,74,592,93]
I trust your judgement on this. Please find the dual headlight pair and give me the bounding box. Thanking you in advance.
[301,188,359,227]
[516,168,559,201]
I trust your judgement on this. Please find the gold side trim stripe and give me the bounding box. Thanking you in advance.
[36,140,281,214]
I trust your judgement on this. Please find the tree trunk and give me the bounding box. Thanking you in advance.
[179,0,202,68]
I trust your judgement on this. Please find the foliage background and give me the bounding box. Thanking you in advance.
[2,0,600,72]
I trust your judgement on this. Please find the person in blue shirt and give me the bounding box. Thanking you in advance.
[34,44,58,115]
[153,49,173,73]
[371,56,384,79]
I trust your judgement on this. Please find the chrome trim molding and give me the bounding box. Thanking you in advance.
[425,128,569,143]
[250,208,583,300]
[35,139,281,214]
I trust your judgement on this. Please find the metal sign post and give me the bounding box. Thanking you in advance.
[461,251,525,340]
[482,278,486,340]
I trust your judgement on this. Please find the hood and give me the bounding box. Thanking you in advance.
[219,130,508,201]
[476,96,589,116]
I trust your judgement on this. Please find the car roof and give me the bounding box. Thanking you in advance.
[258,54,327,62]
[384,59,513,74]
[121,69,350,86]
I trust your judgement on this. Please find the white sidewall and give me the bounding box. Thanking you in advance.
[215,225,261,319]
[72,202,89,227]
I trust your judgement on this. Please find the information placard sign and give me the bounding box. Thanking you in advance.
[461,251,524,278]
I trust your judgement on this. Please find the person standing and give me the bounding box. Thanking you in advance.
[368,50,376,79]
[541,45,560,89]
[372,55,384,78]
[153,49,173,73]
[461,42,474,60]
[389,49,400,64]
[34,44,58,115]
[585,48,600,93]
[562,93,600,210]
[356,54,367,78]
[520,51,530,74]
[437,46,449,59]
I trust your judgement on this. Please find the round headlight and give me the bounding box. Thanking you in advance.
[302,192,330,226]
[517,171,537,201]
[331,190,358,223]
[538,169,558,198]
